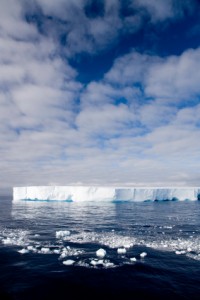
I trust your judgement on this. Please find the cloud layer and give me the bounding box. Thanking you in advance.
[0,0,200,193]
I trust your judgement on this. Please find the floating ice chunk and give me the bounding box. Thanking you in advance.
[41,247,50,254]
[90,260,98,266]
[0,229,29,248]
[59,246,83,259]
[97,259,104,265]
[91,259,104,266]
[117,248,126,254]
[123,243,133,248]
[103,261,114,268]
[2,238,12,244]
[96,248,106,258]
[18,248,29,254]
[60,251,67,258]
[91,259,114,268]
[130,257,137,262]
[27,245,34,251]
[76,261,89,268]
[140,252,147,258]
[53,249,60,254]
[63,259,75,266]
[175,250,186,255]
[27,246,37,253]
[164,226,173,229]
[56,231,70,238]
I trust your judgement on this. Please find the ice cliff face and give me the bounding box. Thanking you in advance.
[13,186,200,202]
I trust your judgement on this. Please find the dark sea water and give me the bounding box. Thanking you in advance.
[1,196,200,299]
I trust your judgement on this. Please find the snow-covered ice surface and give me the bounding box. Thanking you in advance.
[13,186,200,202]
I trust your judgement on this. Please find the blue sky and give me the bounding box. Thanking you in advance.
[1,0,200,193]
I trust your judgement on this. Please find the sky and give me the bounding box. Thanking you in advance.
[1,0,200,194]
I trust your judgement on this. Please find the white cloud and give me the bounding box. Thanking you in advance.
[105,47,200,104]
[0,1,199,193]
[133,0,195,22]
[139,101,178,128]
[80,81,141,109]
[174,104,200,126]
[105,51,159,86]
[0,1,83,192]
[134,0,173,21]
[22,0,193,57]
[30,0,122,56]
[146,48,200,101]
[0,0,38,39]
[76,103,134,138]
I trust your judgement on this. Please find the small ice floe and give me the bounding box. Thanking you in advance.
[76,261,89,268]
[103,261,114,268]
[18,248,29,254]
[60,246,70,257]
[90,259,114,268]
[130,257,137,262]
[96,248,106,258]
[27,245,34,251]
[117,248,126,254]
[2,238,12,245]
[59,246,83,259]
[123,243,133,249]
[97,259,104,265]
[175,250,186,255]
[53,249,61,254]
[56,231,70,239]
[0,229,29,248]
[59,251,69,259]
[140,252,147,258]
[90,259,104,266]
[90,260,97,266]
[41,247,51,254]
[163,226,173,229]
[63,259,75,266]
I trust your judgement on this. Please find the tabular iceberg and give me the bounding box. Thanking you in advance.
[13,186,200,202]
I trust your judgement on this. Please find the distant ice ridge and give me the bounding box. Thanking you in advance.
[13,186,200,202]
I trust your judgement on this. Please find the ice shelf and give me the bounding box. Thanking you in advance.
[13,186,200,202]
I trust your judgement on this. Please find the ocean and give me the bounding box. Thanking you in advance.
[1,196,200,299]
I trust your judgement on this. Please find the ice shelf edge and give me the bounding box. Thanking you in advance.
[13,186,200,202]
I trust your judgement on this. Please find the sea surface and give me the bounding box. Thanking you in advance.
[1,196,200,299]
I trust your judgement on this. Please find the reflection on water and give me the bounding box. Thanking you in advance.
[11,199,200,230]
[11,200,117,230]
